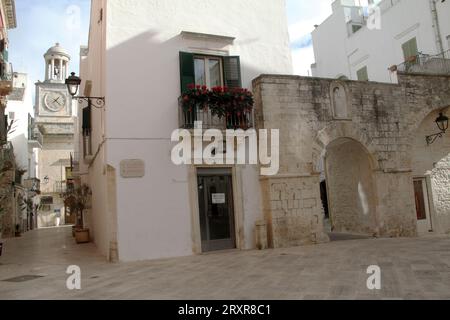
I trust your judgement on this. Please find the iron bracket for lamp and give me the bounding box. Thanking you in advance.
[75,97,106,109]
[426,130,446,145]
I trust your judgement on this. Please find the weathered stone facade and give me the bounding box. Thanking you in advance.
[253,73,450,248]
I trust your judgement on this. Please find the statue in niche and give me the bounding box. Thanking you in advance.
[332,85,348,119]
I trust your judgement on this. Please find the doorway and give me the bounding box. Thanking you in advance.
[197,168,236,252]
[413,178,433,234]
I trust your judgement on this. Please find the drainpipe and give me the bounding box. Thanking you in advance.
[429,0,444,55]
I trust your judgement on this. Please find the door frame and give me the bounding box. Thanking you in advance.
[188,165,244,254]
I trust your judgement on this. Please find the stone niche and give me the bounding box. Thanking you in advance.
[330,81,351,120]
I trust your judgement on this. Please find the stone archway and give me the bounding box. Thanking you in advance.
[312,122,379,175]
[324,138,378,236]
[411,106,450,234]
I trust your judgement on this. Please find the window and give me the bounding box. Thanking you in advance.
[402,37,418,62]
[356,66,369,81]
[193,56,223,88]
[180,52,241,93]
[352,24,362,34]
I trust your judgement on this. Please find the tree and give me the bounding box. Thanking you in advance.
[62,184,91,228]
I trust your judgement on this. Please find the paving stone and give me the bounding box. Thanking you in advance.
[1,226,450,299]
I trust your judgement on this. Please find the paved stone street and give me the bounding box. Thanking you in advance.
[1,226,450,300]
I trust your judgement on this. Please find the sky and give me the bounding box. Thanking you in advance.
[8,0,333,103]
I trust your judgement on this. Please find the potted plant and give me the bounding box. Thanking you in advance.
[62,184,91,244]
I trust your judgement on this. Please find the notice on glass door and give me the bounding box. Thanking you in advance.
[212,193,226,204]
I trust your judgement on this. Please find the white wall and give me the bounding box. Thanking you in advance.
[312,0,450,82]
[6,74,36,179]
[79,0,292,261]
[412,108,450,234]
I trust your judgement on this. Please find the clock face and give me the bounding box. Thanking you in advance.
[44,92,66,112]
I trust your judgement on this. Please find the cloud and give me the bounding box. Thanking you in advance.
[286,0,333,75]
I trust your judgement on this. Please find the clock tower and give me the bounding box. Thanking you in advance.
[34,43,75,228]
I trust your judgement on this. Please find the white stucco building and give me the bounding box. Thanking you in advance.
[6,73,37,179]
[311,0,450,82]
[76,0,292,262]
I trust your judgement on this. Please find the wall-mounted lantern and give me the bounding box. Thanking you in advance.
[65,72,105,108]
[426,112,449,145]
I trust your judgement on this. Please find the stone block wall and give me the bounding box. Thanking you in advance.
[253,73,450,248]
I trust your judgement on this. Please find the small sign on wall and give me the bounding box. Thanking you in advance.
[212,193,226,204]
[120,159,146,178]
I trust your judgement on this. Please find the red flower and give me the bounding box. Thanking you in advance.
[187,83,195,90]
[183,95,189,102]
[202,85,208,91]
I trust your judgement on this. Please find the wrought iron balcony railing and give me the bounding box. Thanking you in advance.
[396,50,450,76]
[53,181,67,194]
[70,152,80,175]
[179,103,254,130]
[28,130,43,149]
[1,141,14,162]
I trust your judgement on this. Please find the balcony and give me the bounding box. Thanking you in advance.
[396,50,450,76]
[1,141,14,162]
[70,152,80,176]
[0,62,13,96]
[179,103,254,130]
[23,178,41,194]
[28,114,44,150]
[28,130,43,150]
[53,181,67,194]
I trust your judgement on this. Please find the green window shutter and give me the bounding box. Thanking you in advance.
[223,56,242,88]
[179,52,195,94]
[402,37,418,60]
[357,66,369,81]
[82,105,91,135]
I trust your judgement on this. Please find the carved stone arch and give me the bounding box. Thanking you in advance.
[330,81,352,120]
[409,104,450,136]
[312,121,379,173]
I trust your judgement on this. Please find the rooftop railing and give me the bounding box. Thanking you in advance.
[396,50,450,76]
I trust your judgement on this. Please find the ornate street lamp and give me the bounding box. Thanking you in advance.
[426,112,449,145]
[65,72,105,108]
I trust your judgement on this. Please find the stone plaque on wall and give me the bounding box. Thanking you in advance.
[120,159,146,178]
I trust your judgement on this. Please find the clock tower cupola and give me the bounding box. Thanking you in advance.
[35,43,74,118]
[44,42,71,83]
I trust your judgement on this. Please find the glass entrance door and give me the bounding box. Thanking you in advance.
[197,169,236,252]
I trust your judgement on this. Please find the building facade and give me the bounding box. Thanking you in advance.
[75,0,450,262]
[0,0,17,239]
[311,0,450,82]
[76,0,293,262]
[6,73,41,233]
[34,43,75,228]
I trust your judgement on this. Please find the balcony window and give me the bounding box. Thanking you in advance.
[180,52,241,93]
[179,52,250,130]
[194,56,223,88]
